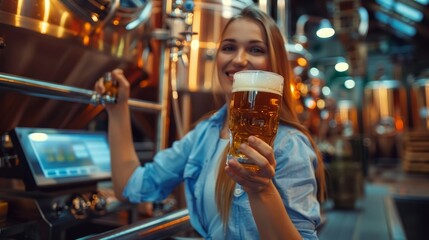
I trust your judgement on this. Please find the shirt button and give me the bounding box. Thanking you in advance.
[234,185,244,197]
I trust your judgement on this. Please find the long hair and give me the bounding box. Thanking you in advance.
[214,5,326,225]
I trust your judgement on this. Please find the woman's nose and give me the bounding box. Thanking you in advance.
[232,49,248,66]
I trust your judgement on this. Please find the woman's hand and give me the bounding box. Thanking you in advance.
[94,68,130,111]
[225,136,276,193]
[227,137,301,240]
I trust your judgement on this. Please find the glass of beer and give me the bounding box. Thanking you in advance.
[227,70,284,171]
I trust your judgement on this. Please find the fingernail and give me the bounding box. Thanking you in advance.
[248,136,255,143]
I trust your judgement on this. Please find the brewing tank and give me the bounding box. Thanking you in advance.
[363,79,408,164]
[410,78,429,131]
[0,0,153,132]
[336,100,359,137]
[175,0,253,93]
[0,0,152,77]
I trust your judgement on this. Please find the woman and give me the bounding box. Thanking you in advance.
[95,5,325,240]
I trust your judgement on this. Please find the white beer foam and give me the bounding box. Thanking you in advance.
[233,70,284,95]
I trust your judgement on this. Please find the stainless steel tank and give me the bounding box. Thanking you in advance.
[336,100,359,137]
[175,0,254,92]
[363,79,408,164]
[410,78,429,131]
[0,0,153,132]
[0,0,152,79]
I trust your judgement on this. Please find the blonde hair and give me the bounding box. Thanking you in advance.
[214,5,326,225]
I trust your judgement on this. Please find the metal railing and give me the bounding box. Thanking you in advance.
[77,208,191,240]
[0,70,171,151]
[0,72,162,113]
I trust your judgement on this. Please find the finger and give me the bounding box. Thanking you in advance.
[246,136,276,167]
[225,164,270,192]
[95,77,105,94]
[238,140,275,178]
[238,143,271,174]
[111,69,130,89]
[226,159,268,185]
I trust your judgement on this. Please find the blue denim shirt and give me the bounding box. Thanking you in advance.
[124,105,321,239]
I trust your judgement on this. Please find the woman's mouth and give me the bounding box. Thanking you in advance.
[225,72,235,81]
[227,71,243,79]
[226,72,235,77]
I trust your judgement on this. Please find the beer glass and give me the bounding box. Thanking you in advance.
[227,70,284,171]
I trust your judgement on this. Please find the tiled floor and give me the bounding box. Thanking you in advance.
[318,165,429,240]
[319,184,392,240]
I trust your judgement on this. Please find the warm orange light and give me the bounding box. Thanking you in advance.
[187,9,202,91]
[377,87,390,118]
[83,36,90,46]
[82,23,92,46]
[297,57,308,67]
[298,83,308,95]
[140,80,149,88]
[307,99,316,109]
[339,107,349,122]
[16,0,24,26]
[396,118,404,131]
[39,0,51,34]
[91,14,99,22]
[58,12,70,37]
[317,99,325,109]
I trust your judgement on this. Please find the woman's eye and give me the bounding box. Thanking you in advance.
[221,45,236,52]
[249,47,265,54]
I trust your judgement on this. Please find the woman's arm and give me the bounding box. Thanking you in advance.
[247,182,302,240]
[95,69,140,200]
[225,136,302,240]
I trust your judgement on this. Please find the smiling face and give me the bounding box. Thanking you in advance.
[216,18,271,99]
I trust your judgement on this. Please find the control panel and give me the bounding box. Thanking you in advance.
[1,187,129,222]
[0,187,136,239]
[43,189,111,222]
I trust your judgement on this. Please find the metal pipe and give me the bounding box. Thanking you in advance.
[157,43,171,151]
[0,72,162,113]
[77,208,191,240]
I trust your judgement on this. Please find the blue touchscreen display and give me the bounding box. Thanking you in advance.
[11,127,111,189]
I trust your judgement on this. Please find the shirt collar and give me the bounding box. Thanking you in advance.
[207,104,227,126]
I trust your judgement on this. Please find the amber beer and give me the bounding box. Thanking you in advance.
[227,70,284,171]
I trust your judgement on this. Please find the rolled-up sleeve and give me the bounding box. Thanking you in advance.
[273,127,321,239]
[123,126,198,202]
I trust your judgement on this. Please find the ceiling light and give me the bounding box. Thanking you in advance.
[376,0,424,22]
[294,15,336,46]
[395,2,423,22]
[335,61,349,72]
[375,11,416,37]
[322,86,331,96]
[344,79,356,89]
[316,19,335,38]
